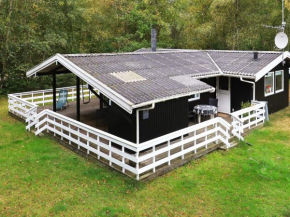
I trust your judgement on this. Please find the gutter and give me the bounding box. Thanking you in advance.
[136,103,155,144]
[132,87,215,109]
[240,77,255,101]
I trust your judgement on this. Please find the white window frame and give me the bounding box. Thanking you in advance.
[264,72,275,97]
[275,70,284,93]
[188,93,200,102]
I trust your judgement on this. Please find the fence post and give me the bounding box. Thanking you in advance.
[205,126,208,148]
[181,135,184,160]
[77,128,80,149]
[109,141,112,166]
[194,130,197,153]
[61,120,63,140]
[69,124,71,145]
[97,136,100,160]
[122,146,125,173]
[136,152,140,180]
[87,132,90,154]
[255,109,258,126]
[167,141,171,165]
[153,146,156,172]
[53,117,56,136]
[215,122,218,144]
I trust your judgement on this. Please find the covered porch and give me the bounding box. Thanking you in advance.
[39,96,232,130]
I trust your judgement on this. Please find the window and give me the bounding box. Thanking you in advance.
[275,70,284,93]
[264,72,274,96]
[188,93,200,102]
[142,110,149,119]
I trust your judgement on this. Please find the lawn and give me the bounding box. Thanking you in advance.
[1,96,290,217]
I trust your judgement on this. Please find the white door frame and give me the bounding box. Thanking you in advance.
[216,77,231,114]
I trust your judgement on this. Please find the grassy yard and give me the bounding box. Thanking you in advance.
[1,96,290,216]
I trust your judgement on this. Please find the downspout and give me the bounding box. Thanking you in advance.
[136,103,155,144]
[240,77,255,101]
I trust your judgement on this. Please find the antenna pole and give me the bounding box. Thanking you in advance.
[282,0,286,31]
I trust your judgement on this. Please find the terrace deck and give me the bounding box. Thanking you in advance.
[37,98,233,180]
[39,97,232,132]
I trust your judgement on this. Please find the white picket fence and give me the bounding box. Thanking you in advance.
[8,94,38,131]
[33,109,231,180]
[231,102,266,141]
[11,87,274,180]
[11,86,95,106]
[8,86,96,130]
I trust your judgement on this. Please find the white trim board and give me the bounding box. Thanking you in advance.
[27,54,134,113]
[255,51,290,82]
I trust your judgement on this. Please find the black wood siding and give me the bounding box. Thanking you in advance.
[255,62,289,114]
[231,77,253,112]
[139,97,188,143]
[188,77,216,111]
[108,102,136,143]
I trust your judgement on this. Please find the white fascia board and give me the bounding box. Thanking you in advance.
[26,54,59,77]
[255,51,290,82]
[132,87,215,109]
[26,54,134,114]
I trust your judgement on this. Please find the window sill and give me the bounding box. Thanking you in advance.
[265,92,274,97]
[275,89,284,94]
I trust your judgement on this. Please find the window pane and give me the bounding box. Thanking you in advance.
[219,77,229,90]
[188,93,200,102]
[265,72,274,95]
[275,71,283,92]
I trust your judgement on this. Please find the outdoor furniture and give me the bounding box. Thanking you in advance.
[56,89,69,111]
[193,105,218,123]
[209,98,218,117]
[209,98,218,107]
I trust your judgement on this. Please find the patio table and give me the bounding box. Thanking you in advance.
[193,105,218,123]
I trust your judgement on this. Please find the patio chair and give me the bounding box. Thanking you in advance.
[209,98,218,117]
[209,98,218,107]
[56,89,69,111]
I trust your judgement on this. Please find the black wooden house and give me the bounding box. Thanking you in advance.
[26,50,290,143]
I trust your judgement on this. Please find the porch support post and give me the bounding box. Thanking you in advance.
[52,73,57,112]
[100,93,104,110]
[76,76,81,121]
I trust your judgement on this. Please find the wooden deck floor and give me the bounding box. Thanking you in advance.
[39,98,232,133]
[39,98,108,131]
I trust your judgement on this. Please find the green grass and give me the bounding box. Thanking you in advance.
[1,96,290,216]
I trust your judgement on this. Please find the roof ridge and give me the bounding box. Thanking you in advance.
[63,50,201,57]
[63,49,282,58]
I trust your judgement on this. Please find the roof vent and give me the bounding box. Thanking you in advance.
[254,52,258,60]
[111,71,146,83]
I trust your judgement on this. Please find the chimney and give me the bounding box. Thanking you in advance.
[254,52,258,60]
[151,29,157,52]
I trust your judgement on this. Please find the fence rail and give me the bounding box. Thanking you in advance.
[230,102,266,141]
[12,86,96,106]
[7,88,246,180]
[8,94,38,131]
[34,109,231,180]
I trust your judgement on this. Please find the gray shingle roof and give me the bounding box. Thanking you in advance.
[207,51,281,77]
[62,50,282,106]
[64,51,217,105]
